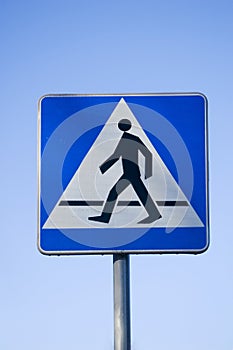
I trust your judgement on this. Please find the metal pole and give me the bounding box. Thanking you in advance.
[113,254,131,350]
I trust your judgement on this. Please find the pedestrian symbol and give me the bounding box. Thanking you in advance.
[43,98,204,230]
[89,118,161,224]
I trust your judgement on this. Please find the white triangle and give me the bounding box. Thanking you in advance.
[44,99,204,229]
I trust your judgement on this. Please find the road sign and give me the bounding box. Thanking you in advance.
[38,93,209,255]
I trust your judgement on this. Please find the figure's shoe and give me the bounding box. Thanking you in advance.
[88,213,111,223]
[138,214,162,224]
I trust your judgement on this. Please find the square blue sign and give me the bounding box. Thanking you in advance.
[38,93,209,254]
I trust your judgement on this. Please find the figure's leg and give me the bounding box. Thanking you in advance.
[88,178,130,223]
[132,177,162,224]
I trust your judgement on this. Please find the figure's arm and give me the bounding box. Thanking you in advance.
[100,156,118,174]
[137,137,153,179]
[144,150,152,179]
[99,142,121,174]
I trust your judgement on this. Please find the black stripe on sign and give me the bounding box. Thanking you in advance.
[59,200,188,207]
[59,200,104,206]
[157,200,188,207]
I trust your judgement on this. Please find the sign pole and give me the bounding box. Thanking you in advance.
[113,254,131,350]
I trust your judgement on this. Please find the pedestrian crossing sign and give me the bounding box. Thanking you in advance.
[38,93,209,255]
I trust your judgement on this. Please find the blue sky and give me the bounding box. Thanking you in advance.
[1,0,233,349]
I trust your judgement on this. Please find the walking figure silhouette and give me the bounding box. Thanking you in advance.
[88,118,162,224]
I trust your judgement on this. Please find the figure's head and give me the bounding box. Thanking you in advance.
[118,119,131,131]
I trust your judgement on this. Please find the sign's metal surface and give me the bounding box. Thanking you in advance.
[38,93,209,255]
